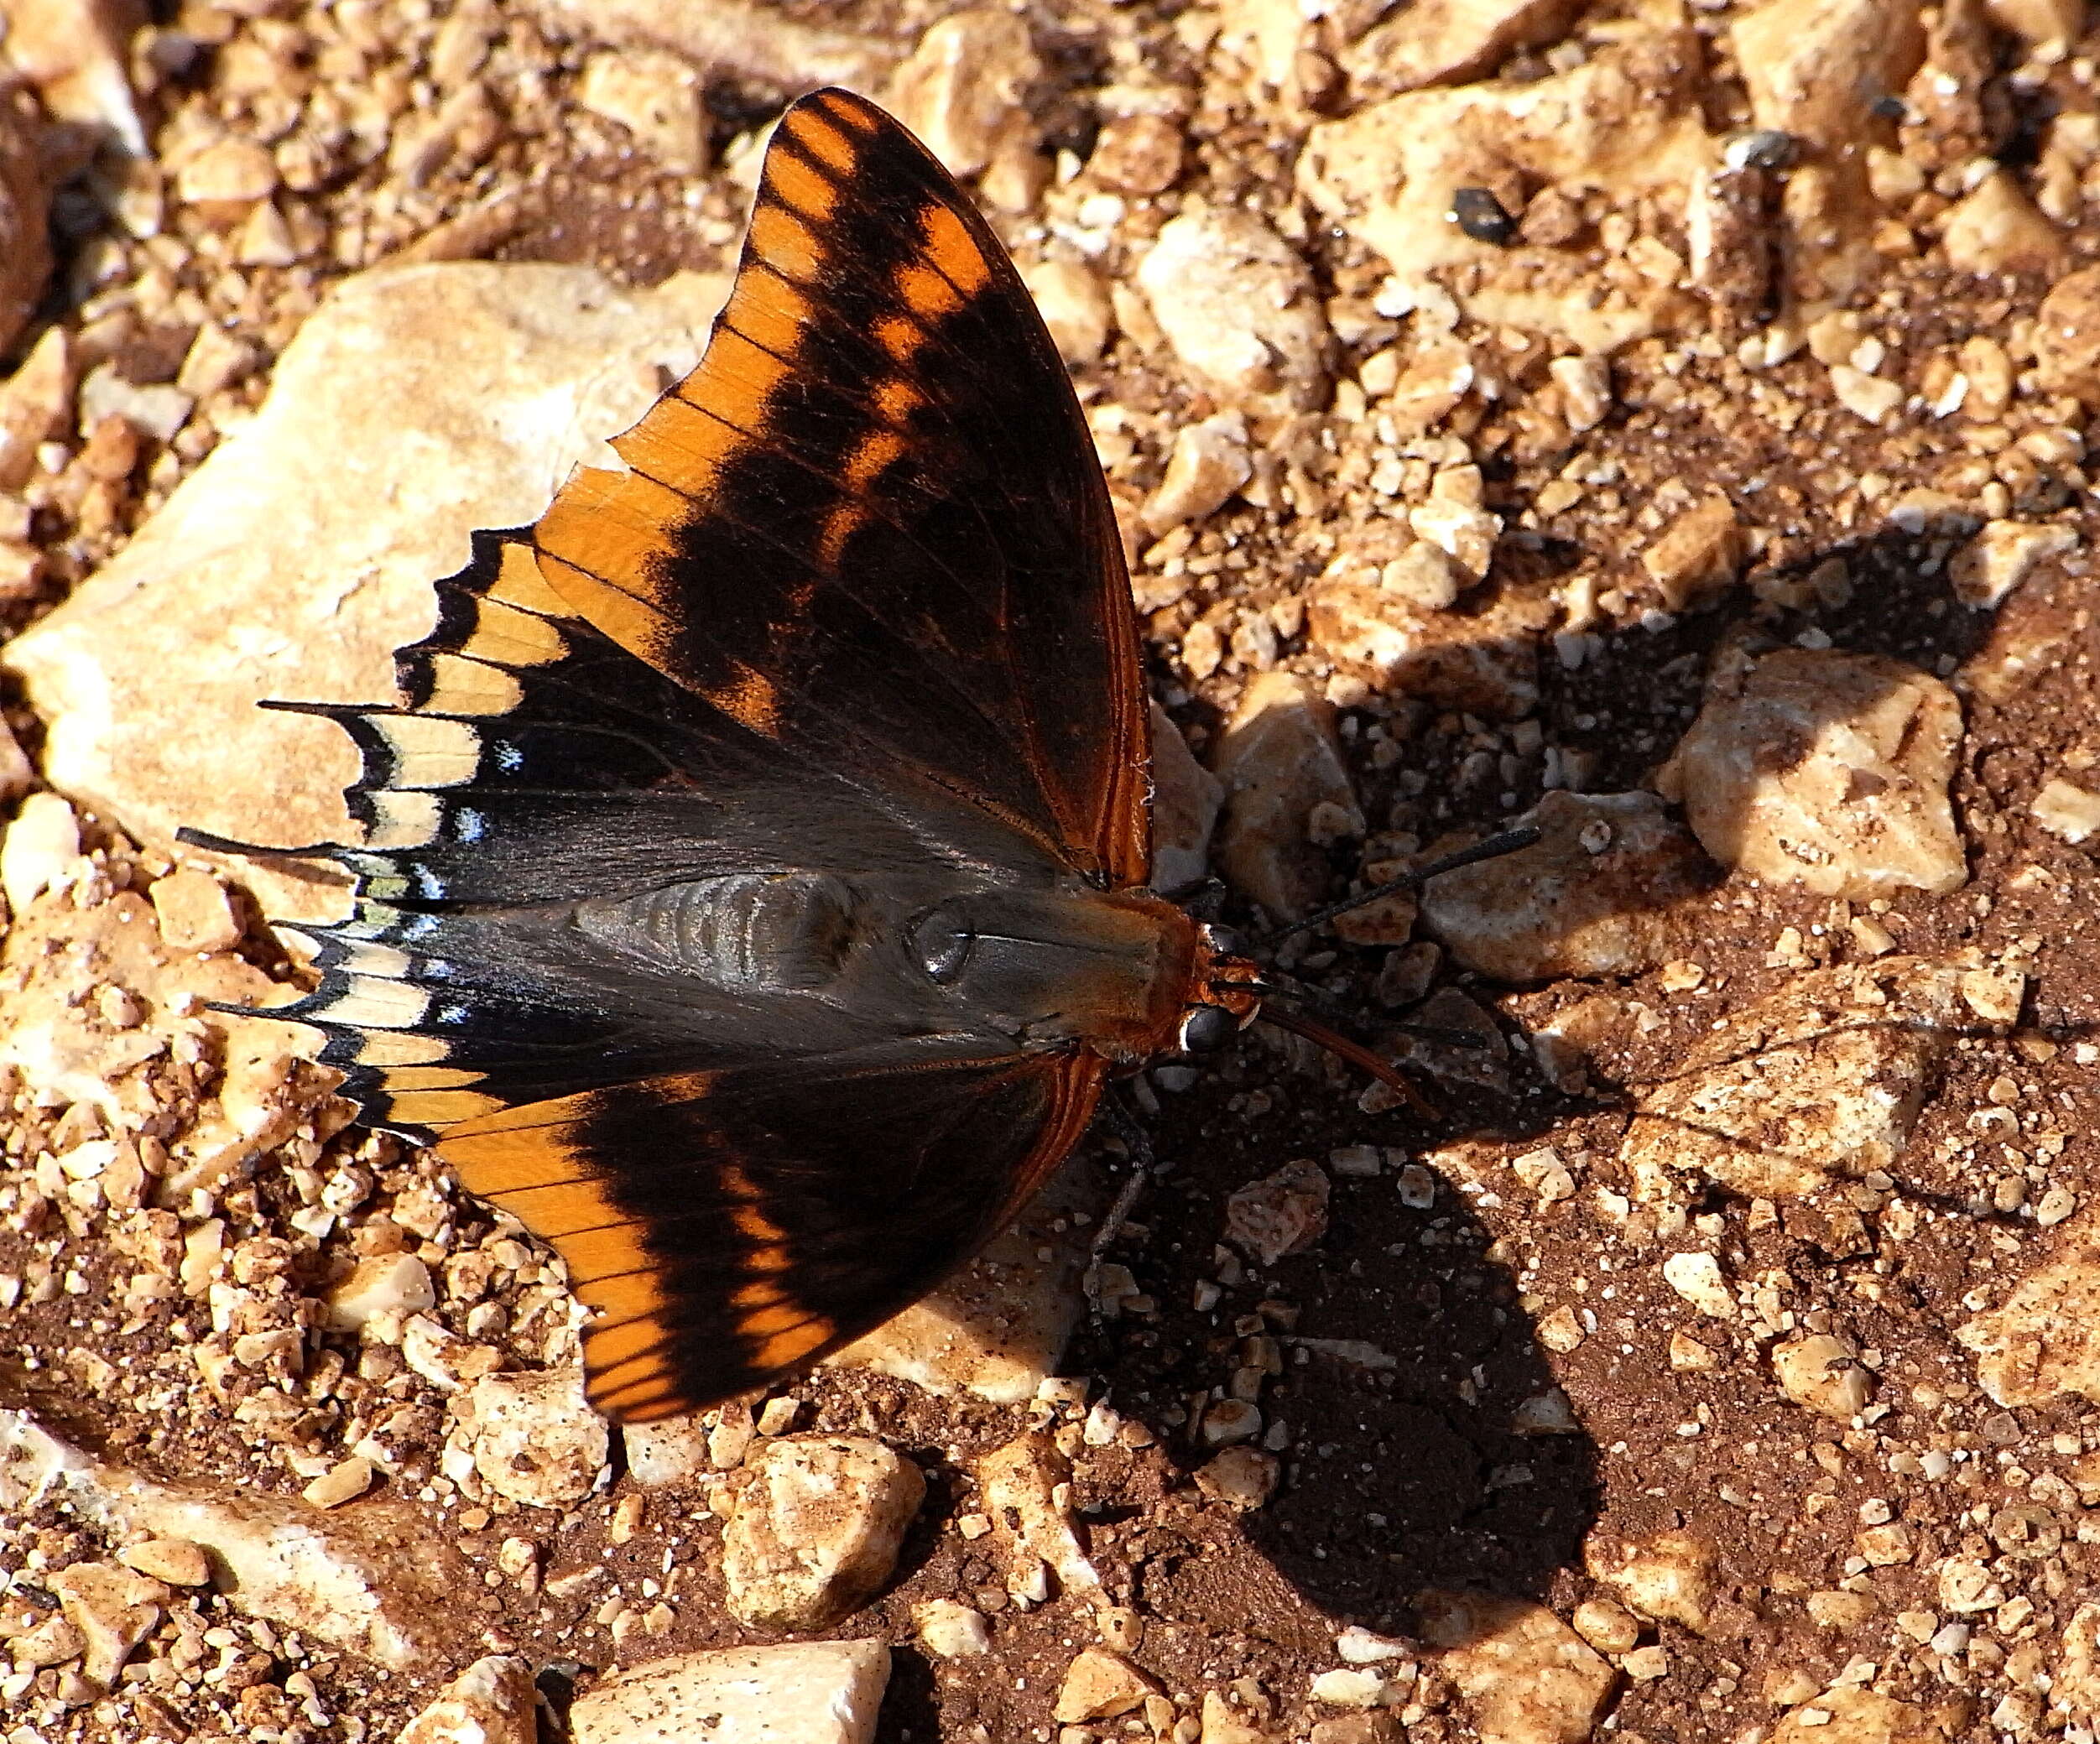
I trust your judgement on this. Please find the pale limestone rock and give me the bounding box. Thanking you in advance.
[175,138,279,209]
[1305,579,1546,717]
[400,1313,502,1393]
[0,864,317,1178]
[1661,1252,1734,1319]
[1590,1533,1714,1635]
[2035,265,2100,406]
[1345,0,1589,98]
[1311,1668,1391,1707]
[1201,1689,1277,1743]
[148,869,243,954]
[1137,206,1331,414]
[1212,671,1362,919]
[1382,541,1465,612]
[1144,413,1253,535]
[530,0,896,93]
[0,89,50,357]
[1640,494,1746,613]
[1195,1446,1281,1509]
[115,1538,211,1587]
[2035,777,2100,846]
[1957,1235,2100,1406]
[721,1436,925,1630]
[1300,25,1712,354]
[460,1367,608,1508]
[1217,0,1309,88]
[1226,1158,1331,1267]
[1023,257,1113,366]
[1055,1647,1160,1723]
[1419,791,1708,981]
[3,263,731,923]
[1670,1330,1722,1372]
[975,1431,1100,1600]
[1420,1590,1615,1744]
[1408,493,1500,584]
[2054,1603,2100,1731]
[1550,355,1612,434]
[577,49,709,175]
[1950,519,2077,608]
[1150,701,1224,896]
[1941,171,2064,277]
[1773,1332,1874,1420]
[0,0,145,156]
[2,791,83,914]
[915,1598,992,1658]
[1336,1627,1413,1666]
[1731,0,1923,305]
[1767,1685,1961,1742]
[0,1408,467,1668]
[568,1641,890,1744]
[1670,648,1966,900]
[1570,1598,1639,1654]
[827,1151,1099,1404]
[1086,112,1183,196]
[1807,1590,1878,1628]
[884,9,1040,183]
[0,325,75,492]
[623,1415,711,1490]
[1936,1558,2007,1615]
[301,1455,376,1510]
[1622,955,1993,1200]
[398,1654,538,1744]
[178,322,258,399]
[77,362,192,443]
[48,1562,168,1687]
[324,1253,437,1332]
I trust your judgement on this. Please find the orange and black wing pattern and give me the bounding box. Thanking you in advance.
[443,1048,1104,1419]
[218,91,1152,1418]
[537,87,1149,887]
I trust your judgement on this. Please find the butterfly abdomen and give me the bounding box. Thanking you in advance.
[574,872,859,992]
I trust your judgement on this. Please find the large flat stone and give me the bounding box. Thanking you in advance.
[3,261,729,922]
[568,1641,890,1744]
[0,1408,470,1669]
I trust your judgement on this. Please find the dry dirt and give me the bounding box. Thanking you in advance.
[3,1,2100,1741]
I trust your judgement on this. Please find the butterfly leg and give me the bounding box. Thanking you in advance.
[1086,1083,1158,1294]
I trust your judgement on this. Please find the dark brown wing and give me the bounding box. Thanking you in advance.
[534,86,1149,888]
[440,1047,1105,1419]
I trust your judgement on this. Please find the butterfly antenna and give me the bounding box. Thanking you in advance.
[1258,1000,1439,1119]
[1269,823,1543,945]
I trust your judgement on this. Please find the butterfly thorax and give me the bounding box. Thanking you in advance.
[909,882,1205,1062]
[571,870,1204,1063]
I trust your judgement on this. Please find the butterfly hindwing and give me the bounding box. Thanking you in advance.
[534,87,1149,888]
[440,1047,1106,1419]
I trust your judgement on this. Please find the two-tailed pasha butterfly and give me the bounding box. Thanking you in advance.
[190,89,1437,1422]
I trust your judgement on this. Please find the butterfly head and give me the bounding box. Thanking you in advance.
[1180,921,1262,1054]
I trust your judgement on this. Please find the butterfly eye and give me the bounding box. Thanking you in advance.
[1204,924,1247,958]
[916,924,973,986]
[1179,1003,1236,1054]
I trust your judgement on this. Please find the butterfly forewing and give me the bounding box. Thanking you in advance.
[535,87,1149,886]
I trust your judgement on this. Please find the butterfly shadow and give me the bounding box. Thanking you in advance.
[1086,505,2057,1639]
[1065,1070,1602,1646]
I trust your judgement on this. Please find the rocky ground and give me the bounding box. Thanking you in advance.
[2,0,2100,1741]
